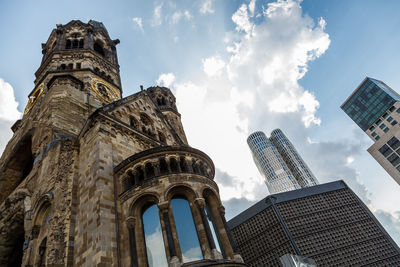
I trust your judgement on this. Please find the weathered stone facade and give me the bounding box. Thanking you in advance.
[0,20,245,267]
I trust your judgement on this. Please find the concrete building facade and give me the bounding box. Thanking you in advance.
[0,20,244,267]
[228,181,400,266]
[341,77,400,185]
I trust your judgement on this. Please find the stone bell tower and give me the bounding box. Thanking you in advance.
[0,20,245,267]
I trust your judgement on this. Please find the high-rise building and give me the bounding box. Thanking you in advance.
[228,180,400,266]
[247,131,300,194]
[270,129,318,188]
[0,20,244,267]
[341,77,400,185]
[247,129,317,194]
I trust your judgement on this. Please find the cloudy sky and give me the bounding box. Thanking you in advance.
[1,0,400,244]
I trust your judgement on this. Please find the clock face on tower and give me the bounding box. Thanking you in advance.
[90,77,120,103]
[24,83,44,115]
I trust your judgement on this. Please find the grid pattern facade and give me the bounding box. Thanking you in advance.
[270,129,318,187]
[247,131,300,194]
[341,77,400,131]
[228,181,400,267]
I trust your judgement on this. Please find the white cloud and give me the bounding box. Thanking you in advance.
[156,73,176,87]
[170,10,191,25]
[249,0,257,17]
[151,3,163,26]
[173,0,330,203]
[132,17,144,32]
[200,0,214,14]
[202,56,226,77]
[0,78,21,155]
[232,4,253,36]
[0,78,21,121]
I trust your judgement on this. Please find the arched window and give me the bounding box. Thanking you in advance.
[179,157,188,172]
[79,39,84,48]
[135,166,145,182]
[142,204,168,267]
[72,39,79,49]
[205,203,222,254]
[170,158,179,173]
[171,197,203,262]
[94,42,105,56]
[145,162,155,179]
[37,237,47,267]
[66,39,72,49]
[159,158,169,176]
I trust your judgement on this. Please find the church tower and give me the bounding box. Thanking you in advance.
[0,20,244,267]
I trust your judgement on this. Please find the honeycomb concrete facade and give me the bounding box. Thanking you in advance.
[228,181,400,266]
[0,20,245,267]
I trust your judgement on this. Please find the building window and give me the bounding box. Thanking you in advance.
[171,197,203,262]
[369,125,376,131]
[396,165,400,172]
[397,108,400,113]
[379,123,386,129]
[389,106,396,112]
[391,120,398,126]
[387,116,393,122]
[383,113,389,119]
[379,144,392,157]
[205,203,222,254]
[375,136,380,140]
[376,119,382,125]
[372,132,377,137]
[94,42,105,57]
[387,153,400,166]
[142,204,168,267]
[384,127,389,133]
[388,137,400,150]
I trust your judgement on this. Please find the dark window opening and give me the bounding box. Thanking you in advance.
[76,63,81,69]
[72,39,79,49]
[180,157,188,172]
[145,163,155,179]
[130,116,139,128]
[68,63,73,70]
[170,158,179,173]
[79,39,84,48]
[61,64,66,70]
[159,158,169,175]
[136,166,145,182]
[94,42,105,56]
[66,40,72,49]
[7,228,24,267]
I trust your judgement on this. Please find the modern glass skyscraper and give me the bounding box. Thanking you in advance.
[341,77,400,186]
[270,129,318,188]
[247,131,300,193]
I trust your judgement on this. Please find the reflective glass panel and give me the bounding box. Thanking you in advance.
[171,198,203,262]
[142,205,168,267]
[205,204,222,253]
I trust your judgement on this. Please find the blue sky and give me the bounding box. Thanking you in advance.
[1,0,400,245]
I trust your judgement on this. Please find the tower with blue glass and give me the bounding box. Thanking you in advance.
[341,77,400,186]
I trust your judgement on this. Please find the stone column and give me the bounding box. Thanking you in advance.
[195,198,222,260]
[218,206,244,263]
[158,202,180,267]
[126,217,138,267]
